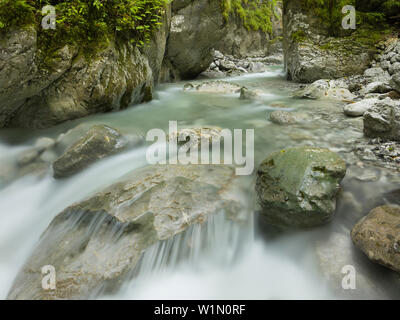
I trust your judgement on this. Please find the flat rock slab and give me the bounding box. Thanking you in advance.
[8,164,244,299]
[183,80,242,94]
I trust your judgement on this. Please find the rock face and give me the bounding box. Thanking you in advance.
[7,164,244,299]
[256,147,347,228]
[0,1,283,128]
[166,0,282,79]
[351,206,400,273]
[283,1,377,83]
[0,28,156,129]
[53,125,127,178]
[363,99,400,141]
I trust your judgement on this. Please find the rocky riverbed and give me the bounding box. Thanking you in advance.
[0,63,399,299]
[1,0,400,301]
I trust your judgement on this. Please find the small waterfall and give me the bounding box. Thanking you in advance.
[100,211,254,299]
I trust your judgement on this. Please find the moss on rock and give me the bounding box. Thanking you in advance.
[0,0,169,60]
[220,0,280,33]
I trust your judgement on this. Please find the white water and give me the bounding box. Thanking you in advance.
[1,67,399,299]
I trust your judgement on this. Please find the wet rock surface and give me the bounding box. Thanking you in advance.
[269,111,297,125]
[343,99,379,117]
[53,125,127,178]
[7,164,245,299]
[183,80,242,94]
[167,126,223,149]
[363,98,400,141]
[0,29,154,129]
[256,146,347,228]
[293,79,356,101]
[351,206,400,273]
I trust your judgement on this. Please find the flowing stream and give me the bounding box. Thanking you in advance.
[1,66,399,299]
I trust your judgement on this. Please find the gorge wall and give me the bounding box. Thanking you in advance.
[283,0,378,83]
[0,0,283,129]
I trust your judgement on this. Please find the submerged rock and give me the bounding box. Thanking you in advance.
[351,206,400,273]
[167,126,223,148]
[166,0,282,79]
[269,111,297,125]
[239,87,261,100]
[52,125,127,178]
[256,147,346,228]
[183,80,242,94]
[7,164,245,299]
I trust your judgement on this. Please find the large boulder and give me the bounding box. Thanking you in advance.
[52,125,127,178]
[7,164,245,299]
[344,99,379,117]
[166,0,228,79]
[363,98,400,141]
[293,79,356,101]
[256,146,347,228]
[351,206,400,273]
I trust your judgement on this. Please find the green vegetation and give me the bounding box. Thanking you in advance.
[220,0,280,33]
[357,0,400,17]
[291,30,306,42]
[302,0,357,36]
[302,0,398,35]
[0,0,169,57]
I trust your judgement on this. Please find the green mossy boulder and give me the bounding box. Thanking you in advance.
[256,146,347,228]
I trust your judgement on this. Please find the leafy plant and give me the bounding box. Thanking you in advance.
[0,0,169,57]
[301,0,397,36]
[221,0,279,33]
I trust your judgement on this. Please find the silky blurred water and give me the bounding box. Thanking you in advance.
[1,67,399,300]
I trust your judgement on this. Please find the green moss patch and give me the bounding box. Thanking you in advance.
[220,0,280,33]
[0,0,169,59]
